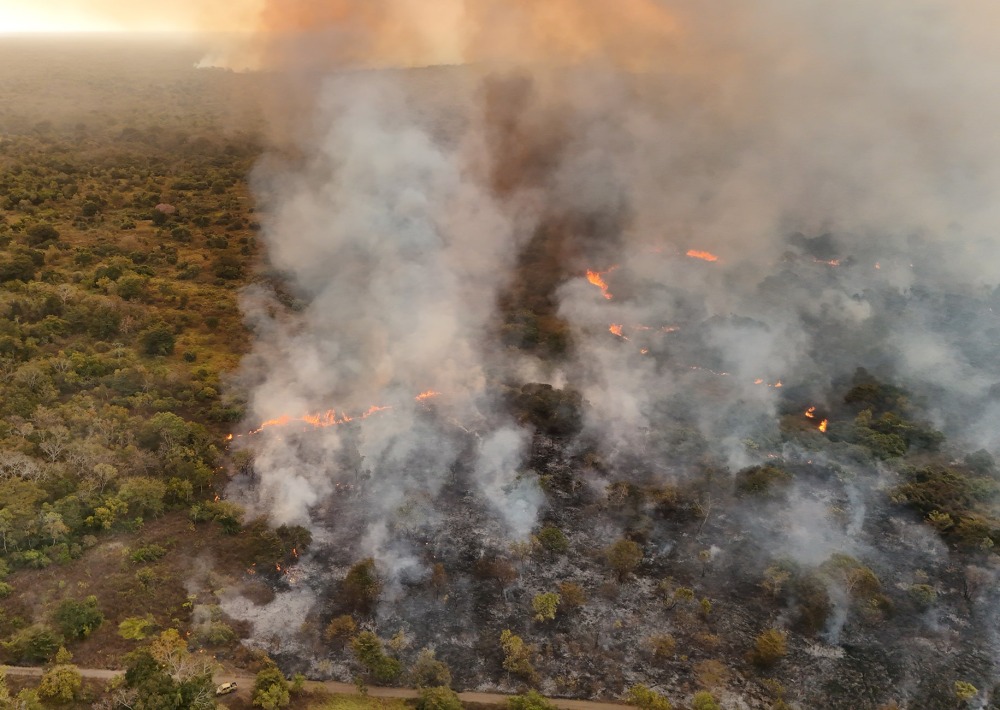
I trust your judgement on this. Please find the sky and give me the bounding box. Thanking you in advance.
[0,0,260,33]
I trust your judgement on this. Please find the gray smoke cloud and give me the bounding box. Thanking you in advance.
[220,0,1000,696]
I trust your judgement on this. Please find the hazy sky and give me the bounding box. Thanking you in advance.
[0,0,260,33]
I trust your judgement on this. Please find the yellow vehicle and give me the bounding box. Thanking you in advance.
[215,681,238,696]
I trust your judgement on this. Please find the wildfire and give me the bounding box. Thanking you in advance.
[586,266,618,299]
[813,258,841,267]
[243,390,446,437]
[686,249,719,262]
[753,378,783,388]
[609,324,628,340]
[805,406,829,432]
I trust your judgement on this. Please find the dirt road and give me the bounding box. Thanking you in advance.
[2,666,629,710]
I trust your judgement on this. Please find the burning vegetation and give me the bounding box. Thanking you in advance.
[188,1,1000,708]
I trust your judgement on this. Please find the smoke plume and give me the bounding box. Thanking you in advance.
[221,0,1000,698]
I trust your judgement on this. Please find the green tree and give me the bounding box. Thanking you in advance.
[536,526,569,554]
[53,595,104,640]
[117,476,167,518]
[37,663,83,704]
[532,592,560,622]
[253,667,290,709]
[606,538,643,581]
[140,324,176,356]
[410,648,452,688]
[751,628,788,668]
[351,631,401,683]
[2,624,61,663]
[343,558,382,614]
[499,629,537,683]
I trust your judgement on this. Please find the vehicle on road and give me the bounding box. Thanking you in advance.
[215,682,238,696]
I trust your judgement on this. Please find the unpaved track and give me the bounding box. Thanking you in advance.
[3,666,629,710]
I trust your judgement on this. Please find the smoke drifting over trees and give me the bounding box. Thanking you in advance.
[219,2,1000,707]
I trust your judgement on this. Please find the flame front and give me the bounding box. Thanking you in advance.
[819,419,829,433]
[586,267,617,299]
[244,391,441,437]
[805,406,816,419]
[609,324,628,340]
[686,249,719,262]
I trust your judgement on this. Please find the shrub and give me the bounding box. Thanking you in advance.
[38,663,82,703]
[417,686,463,710]
[118,616,156,640]
[3,624,61,663]
[751,628,788,668]
[508,690,558,710]
[409,648,452,688]
[253,666,290,709]
[325,615,357,644]
[536,526,569,554]
[626,684,672,710]
[343,558,382,615]
[606,538,643,581]
[351,632,401,683]
[499,629,537,683]
[692,691,721,710]
[532,592,560,622]
[140,324,175,356]
[129,544,167,563]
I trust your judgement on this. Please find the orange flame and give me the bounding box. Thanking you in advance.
[214,494,220,502]
[292,548,298,558]
[225,434,233,441]
[813,258,841,267]
[805,406,816,419]
[609,324,628,340]
[416,390,441,401]
[818,419,829,433]
[686,250,719,262]
[586,267,617,299]
[640,348,649,355]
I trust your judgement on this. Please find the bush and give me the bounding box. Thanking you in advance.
[253,666,290,709]
[417,686,463,710]
[38,663,82,703]
[129,544,167,563]
[532,592,560,622]
[351,632,401,683]
[140,324,175,356]
[536,526,569,554]
[626,685,672,710]
[735,465,793,497]
[508,691,557,710]
[343,558,382,615]
[692,691,721,710]
[409,648,452,688]
[499,630,537,683]
[118,616,155,640]
[325,615,357,644]
[751,628,788,668]
[606,538,643,581]
[2,624,61,663]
